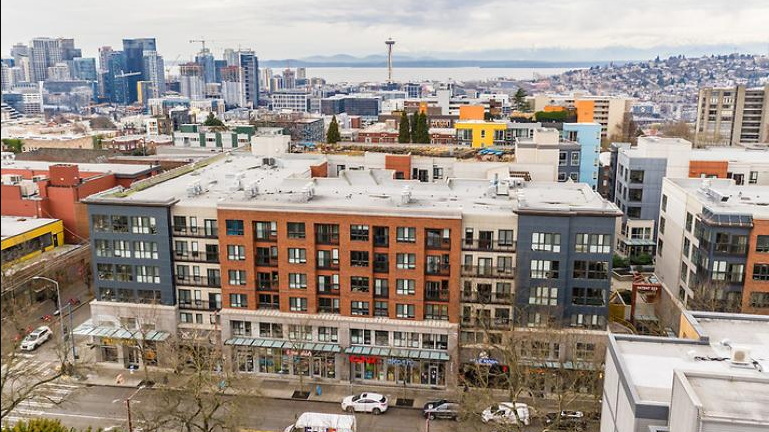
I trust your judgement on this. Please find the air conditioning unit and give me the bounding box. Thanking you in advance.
[2,174,23,185]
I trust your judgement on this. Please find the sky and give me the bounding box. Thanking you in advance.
[2,0,768,62]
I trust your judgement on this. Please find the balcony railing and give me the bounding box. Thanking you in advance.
[179,300,222,311]
[253,233,278,243]
[425,289,450,302]
[425,263,451,275]
[173,251,220,263]
[257,281,279,291]
[373,235,389,247]
[316,261,340,270]
[172,226,218,238]
[461,292,513,304]
[176,275,221,288]
[698,238,747,255]
[315,233,340,245]
[462,239,516,252]
[256,256,279,267]
[317,285,340,295]
[461,265,516,279]
[425,238,452,250]
[373,262,389,273]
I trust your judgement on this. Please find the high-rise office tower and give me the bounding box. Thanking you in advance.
[60,38,81,61]
[142,50,166,98]
[179,62,205,99]
[236,50,259,108]
[195,49,216,83]
[222,48,238,67]
[29,37,63,82]
[10,43,29,65]
[282,67,295,89]
[122,38,156,102]
[72,57,97,81]
[696,85,769,145]
[296,67,306,80]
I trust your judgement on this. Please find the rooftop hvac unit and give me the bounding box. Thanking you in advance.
[186,180,203,197]
[262,157,276,167]
[244,181,259,199]
[400,185,412,205]
[729,346,753,368]
[2,174,23,185]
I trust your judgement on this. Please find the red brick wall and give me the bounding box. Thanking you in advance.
[217,209,462,323]
[688,160,728,179]
[310,162,328,178]
[743,219,769,315]
[385,155,411,180]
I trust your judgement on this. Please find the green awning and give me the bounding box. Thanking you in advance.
[72,321,170,341]
[344,345,449,361]
[224,338,341,354]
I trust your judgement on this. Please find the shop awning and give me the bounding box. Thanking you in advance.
[620,238,656,246]
[224,337,341,354]
[72,321,170,341]
[520,359,598,371]
[345,345,450,361]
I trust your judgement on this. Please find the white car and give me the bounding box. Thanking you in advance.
[20,326,52,351]
[481,402,531,425]
[341,392,389,415]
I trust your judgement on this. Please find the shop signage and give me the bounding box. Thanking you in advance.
[349,355,379,364]
[286,349,312,357]
[386,358,414,366]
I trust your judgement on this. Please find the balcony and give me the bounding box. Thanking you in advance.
[373,262,389,273]
[255,256,279,267]
[316,261,340,270]
[462,239,516,252]
[257,281,279,291]
[253,233,278,243]
[315,233,340,245]
[425,263,451,275]
[176,275,221,288]
[425,237,451,251]
[317,285,340,295]
[179,300,222,311]
[425,289,450,302]
[373,235,389,247]
[172,226,218,239]
[461,291,513,304]
[173,251,220,263]
[461,265,516,279]
[698,239,747,256]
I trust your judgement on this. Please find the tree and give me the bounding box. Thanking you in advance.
[2,139,23,153]
[397,111,410,143]
[414,112,430,144]
[89,116,116,130]
[202,112,224,128]
[409,112,418,141]
[1,418,102,432]
[513,88,529,112]
[660,120,694,141]
[326,116,341,144]
[687,280,742,313]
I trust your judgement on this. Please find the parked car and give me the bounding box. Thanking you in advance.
[341,392,389,415]
[481,402,530,425]
[20,326,52,351]
[284,412,356,432]
[423,399,455,411]
[545,410,585,424]
[423,402,460,420]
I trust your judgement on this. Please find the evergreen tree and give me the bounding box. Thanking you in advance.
[203,112,224,127]
[513,88,529,112]
[326,115,341,144]
[415,112,430,143]
[409,112,418,142]
[397,111,410,143]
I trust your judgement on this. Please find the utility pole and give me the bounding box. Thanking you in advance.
[32,276,68,366]
[385,38,395,83]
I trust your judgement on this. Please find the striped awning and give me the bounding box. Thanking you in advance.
[620,238,656,246]
[224,337,341,354]
[344,345,450,361]
[72,321,170,341]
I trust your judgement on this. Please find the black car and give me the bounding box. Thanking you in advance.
[423,399,454,411]
[423,402,460,420]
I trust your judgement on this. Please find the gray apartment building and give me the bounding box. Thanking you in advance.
[321,94,380,118]
[695,84,769,145]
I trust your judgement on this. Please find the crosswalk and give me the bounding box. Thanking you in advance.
[2,356,80,426]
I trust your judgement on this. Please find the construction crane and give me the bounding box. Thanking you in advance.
[165,54,181,75]
[189,38,211,53]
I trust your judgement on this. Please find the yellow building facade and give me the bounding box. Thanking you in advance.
[1,217,64,269]
[455,121,507,148]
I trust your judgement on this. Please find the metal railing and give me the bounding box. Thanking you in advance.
[462,239,516,252]
[460,265,516,279]
[179,300,222,311]
[461,292,513,304]
[175,275,221,287]
[173,251,220,263]
[172,226,219,238]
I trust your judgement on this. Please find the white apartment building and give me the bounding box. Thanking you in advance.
[531,93,634,139]
[271,91,310,112]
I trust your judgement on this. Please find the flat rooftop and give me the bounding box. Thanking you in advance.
[1,160,158,177]
[683,373,769,423]
[86,152,619,218]
[669,178,769,218]
[612,313,769,405]
[1,216,60,240]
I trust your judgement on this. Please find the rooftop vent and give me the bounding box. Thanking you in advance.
[729,346,753,369]
[400,185,412,205]
[262,157,276,167]
[186,180,203,197]
[244,181,259,199]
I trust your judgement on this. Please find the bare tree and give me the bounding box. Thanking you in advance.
[687,280,742,313]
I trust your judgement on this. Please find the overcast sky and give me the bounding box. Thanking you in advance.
[2,0,768,61]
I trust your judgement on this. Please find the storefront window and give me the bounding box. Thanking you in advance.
[101,344,118,362]
[351,356,446,387]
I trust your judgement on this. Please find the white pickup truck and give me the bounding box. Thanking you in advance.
[284,412,356,432]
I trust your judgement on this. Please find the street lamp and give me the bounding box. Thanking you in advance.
[126,385,146,432]
[31,276,69,365]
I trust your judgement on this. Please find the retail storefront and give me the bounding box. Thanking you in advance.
[346,346,450,387]
[225,337,341,379]
[73,321,169,368]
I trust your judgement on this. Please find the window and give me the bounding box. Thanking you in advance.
[396,279,415,295]
[350,276,369,293]
[570,314,605,329]
[288,248,306,264]
[95,239,111,257]
[422,333,449,350]
[572,287,605,306]
[661,194,668,212]
[227,245,245,260]
[628,188,643,202]
[575,234,611,254]
[373,226,389,246]
[573,261,609,279]
[226,219,244,236]
[288,325,312,341]
[93,215,110,232]
[558,151,567,166]
[659,217,666,235]
[350,251,369,267]
[498,229,514,246]
[136,266,160,284]
[318,327,338,342]
[229,294,247,308]
[529,286,558,306]
[571,152,580,166]
[97,263,114,280]
[558,172,568,182]
[180,312,193,323]
[289,297,307,312]
[228,270,246,286]
[396,304,415,319]
[317,274,340,293]
[350,329,371,345]
[396,253,416,269]
[749,171,758,184]
[575,342,596,360]
[315,224,339,244]
[111,216,129,232]
[131,216,157,234]
[749,292,769,309]
[115,264,132,282]
[254,221,277,240]
[287,222,306,239]
[686,212,694,232]
[318,297,340,313]
[683,237,691,258]
[627,207,641,218]
[317,249,339,268]
[531,233,561,252]
[393,332,420,348]
[350,224,369,241]
[425,304,449,321]
[530,260,560,279]
[351,301,369,316]
[629,170,644,184]
[288,273,307,289]
[258,322,283,338]
[657,238,664,256]
[231,320,252,336]
[396,227,416,243]
[133,241,158,259]
[113,240,130,257]
[756,236,769,253]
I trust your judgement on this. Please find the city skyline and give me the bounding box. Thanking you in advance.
[2,0,768,62]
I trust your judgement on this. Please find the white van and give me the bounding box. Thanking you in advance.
[284,412,356,432]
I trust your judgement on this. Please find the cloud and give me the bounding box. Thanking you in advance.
[2,0,767,61]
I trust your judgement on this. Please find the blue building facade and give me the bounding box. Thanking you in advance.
[563,123,602,190]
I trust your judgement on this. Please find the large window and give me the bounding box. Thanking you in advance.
[259,323,283,338]
[350,276,370,293]
[530,260,560,279]
[350,329,371,345]
[289,297,307,312]
[288,248,307,264]
[318,297,340,313]
[288,273,307,289]
[396,304,415,319]
[95,239,111,257]
[396,227,416,243]
[757,235,769,253]
[288,325,313,341]
[317,274,339,293]
[396,253,416,269]
[97,263,114,281]
[396,279,415,295]
[254,221,277,240]
[227,245,245,260]
[351,301,369,316]
[131,217,157,234]
[529,286,558,306]
[424,304,449,321]
[229,294,247,308]
[531,233,561,252]
[572,287,605,306]
[318,327,338,342]
[287,222,306,239]
[350,224,369,241]
[570,314,605,329]
[753,264,769,281]
[111,216,128,232]
[575,234,611,254]
[113,240,130,257]
[92,215,110,232]
[133,241,158,259]
[226,219,244,236]
[350,251,369,267]
[573,261,609,280]
[136,266,160,284]
[374,301,388,317]
[629,170,644,184]
[228,270,246,286]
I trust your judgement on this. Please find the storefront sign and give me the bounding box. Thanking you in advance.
[386,358,414,366]
[474,357,499,365]
[349,355,379,364]
[285,349,312,357]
